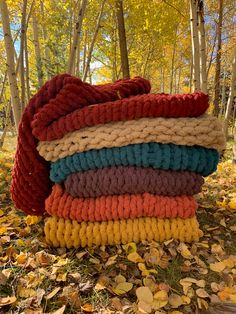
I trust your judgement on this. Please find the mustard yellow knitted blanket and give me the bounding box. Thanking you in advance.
[37,115,225,162]
[44,216,203,248]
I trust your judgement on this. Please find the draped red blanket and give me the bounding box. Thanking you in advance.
[11,75,150,215]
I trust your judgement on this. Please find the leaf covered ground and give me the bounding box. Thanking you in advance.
[0,137,236,314]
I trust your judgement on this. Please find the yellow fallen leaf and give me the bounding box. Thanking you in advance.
[25,215,41,225]
[15,253,28,265]
[197,297,208,309]
[229,199,236,210]
[45,287,61,300]
[114,275,126,284]
[81,303,93,312]
[136,286,153,304]
[171,312,184,314]
[210,261,226,272]
[123,242,137,254]
[0,227,7,236]
[105,255,117,267]
[17,287,36,298]
[168,293,183,308]
[153,290,168,309]
[138,263,158,277]
[181,295,191,304]
[0,209,4,217]
[95,275,110,290]
[177,243,192,259]
[112,282,133,295]
[143,276,158,293]
[196,280,206,288]
[0,296,16,307]
[196,288,210,298]
[127,251,144,263]
[137,300,152,313]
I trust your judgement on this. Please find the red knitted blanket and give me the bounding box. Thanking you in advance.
[11,74,208,215]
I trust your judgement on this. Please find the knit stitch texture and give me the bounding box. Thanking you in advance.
[46,184,197,221]
[50,143,219,183]
[37,115,225,162]
[11,75,150,215]
[32,92,209,141]
[44,216,203,248]
[65,166,204,197]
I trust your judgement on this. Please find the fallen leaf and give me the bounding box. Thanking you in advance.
[81,303,93,312]
[136,286,153,304]
[137,300,152,313]
[45,287,61,300]
[0,296,16,307]
[127,252,144,263]
[112,282,133,295]
[210,261,226,272]
[196,288,210,298]
[168,294,183,308]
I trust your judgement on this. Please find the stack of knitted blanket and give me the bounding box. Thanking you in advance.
[11,75,225,248]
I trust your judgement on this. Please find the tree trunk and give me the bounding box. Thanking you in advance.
[0,102,11,150]
[82,32,87,75]
[190,0,200,91]
[68,0,87,75]
[32,13,44,87]
[213,0,223,116]
[82,0,106,81]
[224,47,236,139]
[170,26,178,94]
[197,0,207,93]
[25,35,30,101]
[19,0,27,111]
[40,0,51,79]
[116,0,130,79]
[233,119,236,165]
[220,68,226,116]
[0,0,21,129]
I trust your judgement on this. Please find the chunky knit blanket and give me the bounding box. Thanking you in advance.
[11,75,211,215]
[50,143,219,183]
[64,167,204,197]
[37,115,225,162]
[45,216,203,247]
[46,184,197,221]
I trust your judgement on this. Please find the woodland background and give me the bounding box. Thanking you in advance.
[0,0,236,148]
[0,1,236,313]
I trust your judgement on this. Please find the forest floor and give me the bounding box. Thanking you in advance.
[0,137,236,314]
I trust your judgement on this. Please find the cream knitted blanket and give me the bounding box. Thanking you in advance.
[37,115,225,162]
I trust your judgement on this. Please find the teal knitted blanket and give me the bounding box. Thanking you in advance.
[50,143,219,183]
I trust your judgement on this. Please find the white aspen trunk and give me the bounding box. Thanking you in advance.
[190,0,200,91]
[68,0,87,75]
[82,32,87,74]
[0,0,21,129]
[170,27,178,94]
[25,36,30,101]
[0,101,11,150]
[233,117,236,165]
[213,0,223,116]
[19,0,27,111]
[220,68,226,116]
[82,0,106,81]
[197,0,207,93]
[116,0,130,79]
[32,13,44,87]
[224,47,236,139]
[40,0,50,80]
